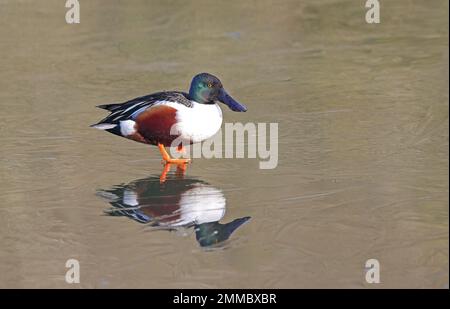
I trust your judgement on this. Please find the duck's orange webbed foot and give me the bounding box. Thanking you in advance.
[158,144,190,183]
[159,163,188,183]
[157,143,191,165]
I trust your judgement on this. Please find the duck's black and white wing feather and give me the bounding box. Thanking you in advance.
[91,91,192,128]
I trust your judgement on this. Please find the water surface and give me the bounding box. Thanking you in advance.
[0,0,448,288]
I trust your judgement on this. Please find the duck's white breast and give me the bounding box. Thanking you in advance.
[158,101,223,143]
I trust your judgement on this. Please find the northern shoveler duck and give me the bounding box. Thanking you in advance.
[91,73,247,176]
[98,175,251,247]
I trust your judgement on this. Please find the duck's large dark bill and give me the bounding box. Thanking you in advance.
[218,89,247,112]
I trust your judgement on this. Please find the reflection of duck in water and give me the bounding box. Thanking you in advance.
[97,172,250,248]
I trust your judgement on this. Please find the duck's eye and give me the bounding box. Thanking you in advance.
[207,83,213,88]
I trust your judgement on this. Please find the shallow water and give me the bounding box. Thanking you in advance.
[0,0,448,288]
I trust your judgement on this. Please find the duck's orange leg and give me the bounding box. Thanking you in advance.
[157,143,191,164]
[159,163,187,183]
[158,144,190,183]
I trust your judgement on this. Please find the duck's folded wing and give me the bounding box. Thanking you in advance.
[92,91,192,127]
[96,102,123,111]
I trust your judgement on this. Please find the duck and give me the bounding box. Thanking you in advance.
[91,73,247,169]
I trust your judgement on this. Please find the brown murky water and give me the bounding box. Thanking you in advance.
[0,0,448,288]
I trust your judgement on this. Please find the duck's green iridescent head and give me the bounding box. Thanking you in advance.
[189,73,247,112]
